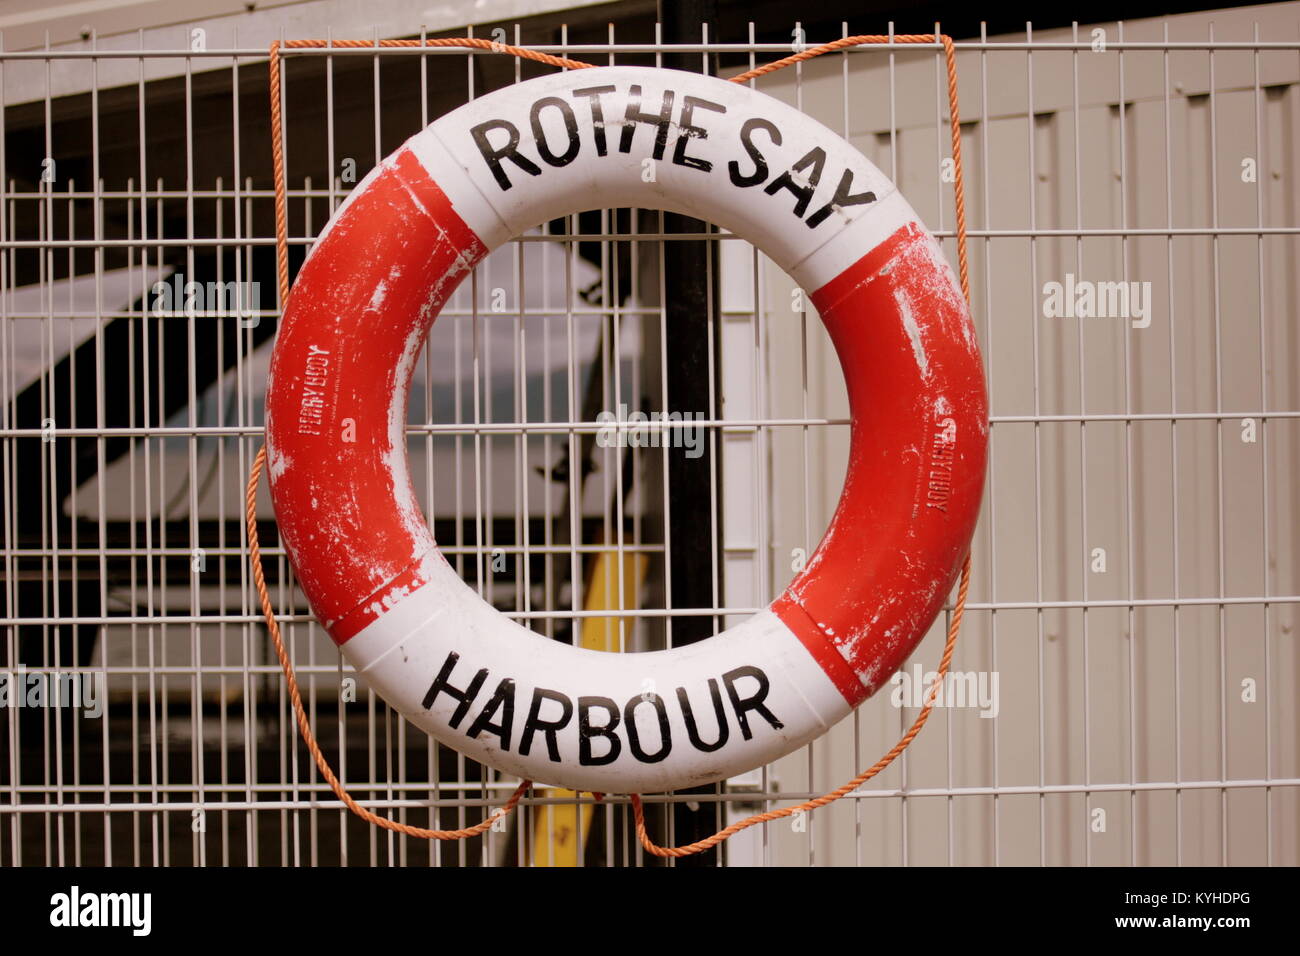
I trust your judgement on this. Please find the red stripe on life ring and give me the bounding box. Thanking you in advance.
[772,223,987,706]
[265,148,487,641]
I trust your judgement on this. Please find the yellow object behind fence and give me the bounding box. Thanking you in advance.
[532,549,647,866]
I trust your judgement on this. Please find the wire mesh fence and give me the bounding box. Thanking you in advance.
[1,5,1298,866]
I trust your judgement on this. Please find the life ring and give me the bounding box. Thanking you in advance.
[265,66,987,794]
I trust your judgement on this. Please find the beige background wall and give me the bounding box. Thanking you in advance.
[718,3,1300,865]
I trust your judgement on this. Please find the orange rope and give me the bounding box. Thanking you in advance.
[246,446,530,838]
[252,34,975,857]
[630,558,971,857]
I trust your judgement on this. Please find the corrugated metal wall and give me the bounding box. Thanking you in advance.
[726,3,1299,864]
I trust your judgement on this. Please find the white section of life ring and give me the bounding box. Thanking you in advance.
[398,67,915,292]
[345,550,849,793]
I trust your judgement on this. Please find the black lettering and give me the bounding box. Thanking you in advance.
[624,694,672,763]
[530,96,581,168]
[571,85,616,156]
[805,167,878,228]
[677,679,730,753]
[465,678,516,749]
[519,687,573,762]
[619,85,674,160]
[469,118,542,191]
[763,147,827,218]
[672,96,726,172]
[578,696,622,766]
[421,651,488,729]
[722,665,784,740]
[728,118,781,187]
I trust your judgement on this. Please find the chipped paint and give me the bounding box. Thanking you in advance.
[267,446,290,481]
[894,289,931,379]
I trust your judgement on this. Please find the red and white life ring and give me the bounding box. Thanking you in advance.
[265,67,987,794]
